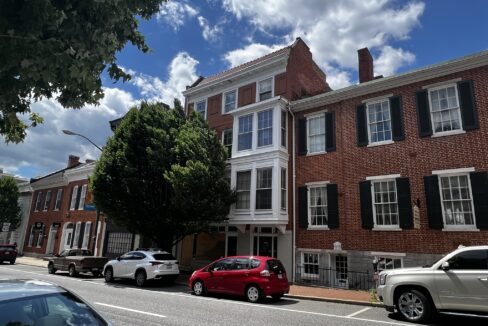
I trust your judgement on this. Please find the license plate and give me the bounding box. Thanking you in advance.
[92,268,99,271]
[278,274,283,279]
[5,252,9,255]
[166,264,172,269]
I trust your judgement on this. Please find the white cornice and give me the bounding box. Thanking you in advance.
[231,96,288,116]
[292,49,488,112]
[64,163,95,182]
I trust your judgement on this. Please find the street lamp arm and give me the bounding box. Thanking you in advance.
[76,133,103,152]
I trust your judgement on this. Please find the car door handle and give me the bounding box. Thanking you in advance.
[478,277,488,282]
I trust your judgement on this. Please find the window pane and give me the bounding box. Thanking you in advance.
[224,90,236,112]
[258,110,273,147]
[440,175,474,226]
[259,78,272,101]
[238,115,253,150]
[448,250,488,270]
[308,115,326,153]
[368,100,392,143]
[236,171,251,209]
[256,168,272,210]
[372,180,399,227]
[429,86,461,134]
[309,186,328,226]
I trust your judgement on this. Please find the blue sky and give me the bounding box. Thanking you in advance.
[1,0,487,179]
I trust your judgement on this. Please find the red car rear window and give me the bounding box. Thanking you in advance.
[266,259,286,274]
[0,246,15,251]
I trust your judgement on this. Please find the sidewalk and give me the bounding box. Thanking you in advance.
[14,256,379,306]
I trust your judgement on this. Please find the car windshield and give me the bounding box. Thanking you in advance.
[152,253,176,260]
[0,292,107,326]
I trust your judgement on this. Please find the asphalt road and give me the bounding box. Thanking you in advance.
[1,264,487,326]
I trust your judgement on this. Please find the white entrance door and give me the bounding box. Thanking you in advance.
[62,224,74,251]
[45,226,58,254]
[332,254,349,289]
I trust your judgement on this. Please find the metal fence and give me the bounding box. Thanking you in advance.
[295,265,374,291]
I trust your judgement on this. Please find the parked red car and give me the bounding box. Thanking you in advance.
[0,244,17,264]
[189,256,289,303]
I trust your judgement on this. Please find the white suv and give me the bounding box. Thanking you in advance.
[377,246,488,323]
[103,250,179,287]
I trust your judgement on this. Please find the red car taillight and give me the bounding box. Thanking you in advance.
[260,269,270,277]
[150,261,163,266]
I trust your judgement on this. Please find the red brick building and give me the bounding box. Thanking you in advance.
[24,156,104,257]
[292,48,488,287]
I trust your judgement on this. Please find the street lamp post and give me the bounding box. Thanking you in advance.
[62,129,102,255]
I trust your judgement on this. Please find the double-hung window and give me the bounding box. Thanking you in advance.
[81,222,92,249]
[222,129,233,157]
[236,171,251,209]
[302,252,319,278]
[54,189,63,211]
[308,115,326,154]
[257,110,273,147]
[195,100,207,119]
[367,100,392,143]
[281,168,287,210]
[69,186,78,211]
[308,185,328,227]
[224,90,237,113]
[371,180,399,228]
[428,85,462,134]
[376,256,403,271]
[281,111,287,148]
[34,192,43,211]
[78,185,87,210]
[439,174,475,228]
[258,78,272,101]
[238,114,253,151]
[43,190,51,211]
[256,168,272,210]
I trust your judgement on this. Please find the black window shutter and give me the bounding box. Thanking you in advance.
[470,172,488,229]
[70,223,77,248]
[325,112,336,152]
[298,186,308,228]
[78,222,85,249]
[396,177,413,229]
[416,90,432,137]
[298,118,307,155]
[75,186,82,210]
[359,181,373,229]
[356,104,368,146]
[327,184,339,228]
[458,80,478,131]
[424,175,443,229]
[390,96,405,141]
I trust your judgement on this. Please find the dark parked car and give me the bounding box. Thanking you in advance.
[0,244,17,264]
[189,256,289,303]
[46,249,108,277]
[0,279,109,325]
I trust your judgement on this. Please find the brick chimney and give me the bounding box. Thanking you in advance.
[358,47,374,83]
[67,155,80,168]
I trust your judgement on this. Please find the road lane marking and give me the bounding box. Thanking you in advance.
[347,307,371,317]
[1,265,410,326]
[94,302,166,318]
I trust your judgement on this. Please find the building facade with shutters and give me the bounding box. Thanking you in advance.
[291,47,488,287]
[182,38,330,272]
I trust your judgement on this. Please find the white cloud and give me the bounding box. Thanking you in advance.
[197,16,223,42]
[222,0,425,88]
[375,45,415,77]
[156,1,199,31]
[224,43,287,67]
[128,52,199,104]
[0,88,136,178]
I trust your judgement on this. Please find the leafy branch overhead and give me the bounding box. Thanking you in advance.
[0,0,166,143]
[90,101,236,251]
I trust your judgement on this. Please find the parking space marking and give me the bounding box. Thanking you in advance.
[347,307,372,317]
[94,302,166,318]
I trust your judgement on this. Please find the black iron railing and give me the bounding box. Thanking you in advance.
[295,265,374,291]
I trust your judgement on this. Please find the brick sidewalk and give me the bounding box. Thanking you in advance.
[14,256,379,306]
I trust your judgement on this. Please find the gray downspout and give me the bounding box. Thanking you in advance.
[288,102,296,283]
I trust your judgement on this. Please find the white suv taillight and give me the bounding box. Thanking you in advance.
[260,270,270,277]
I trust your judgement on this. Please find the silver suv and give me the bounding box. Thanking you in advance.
[377,246,488,323]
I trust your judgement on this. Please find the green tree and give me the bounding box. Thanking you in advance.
[91,101,236,251]
[0,176,21,230]
[0,0,165,143]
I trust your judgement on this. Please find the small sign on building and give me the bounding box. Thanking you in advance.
[413,204,421,229]
[2,223,11,232]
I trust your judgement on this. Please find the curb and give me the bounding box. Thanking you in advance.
[284,293,383,307]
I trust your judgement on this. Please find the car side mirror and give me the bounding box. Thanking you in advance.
[441,261,450,271]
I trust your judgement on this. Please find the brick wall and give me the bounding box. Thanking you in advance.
[295,66,488,255]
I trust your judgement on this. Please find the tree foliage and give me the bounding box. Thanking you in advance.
[91,101,236,250]
[0,176,21,229]
[0,0,165,143]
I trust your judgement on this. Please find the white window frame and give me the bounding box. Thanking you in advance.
[54,189,63,211]
[307,183,328,229]
[223,89,237,113]
[73,222,82,249]
[366,98,393,146]
[437,172,477,231]
[81,222,92,249]
[370,177,400,230]
[257,109,273,148]
[69,186,78,211]
[28,225,35,247]
[235,170,251,210]
[375,255,404,271]
[301,252,320,279]
[222,128,233,157]
[256,167,273,210]
[257,77,274,102]
[307,114,326,155]
[78,184,87,210]
[280,168,287,211]
[43,190,51,211]
[195,99,207,120]
[427,83,463,136]
[34,192,42,212]
[237,114,253,151]
[281,110,287,148]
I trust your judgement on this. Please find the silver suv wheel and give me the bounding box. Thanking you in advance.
[397,289,431,323]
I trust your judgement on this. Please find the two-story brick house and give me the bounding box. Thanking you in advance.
[291,48,488,288]
[182,38,330,272]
